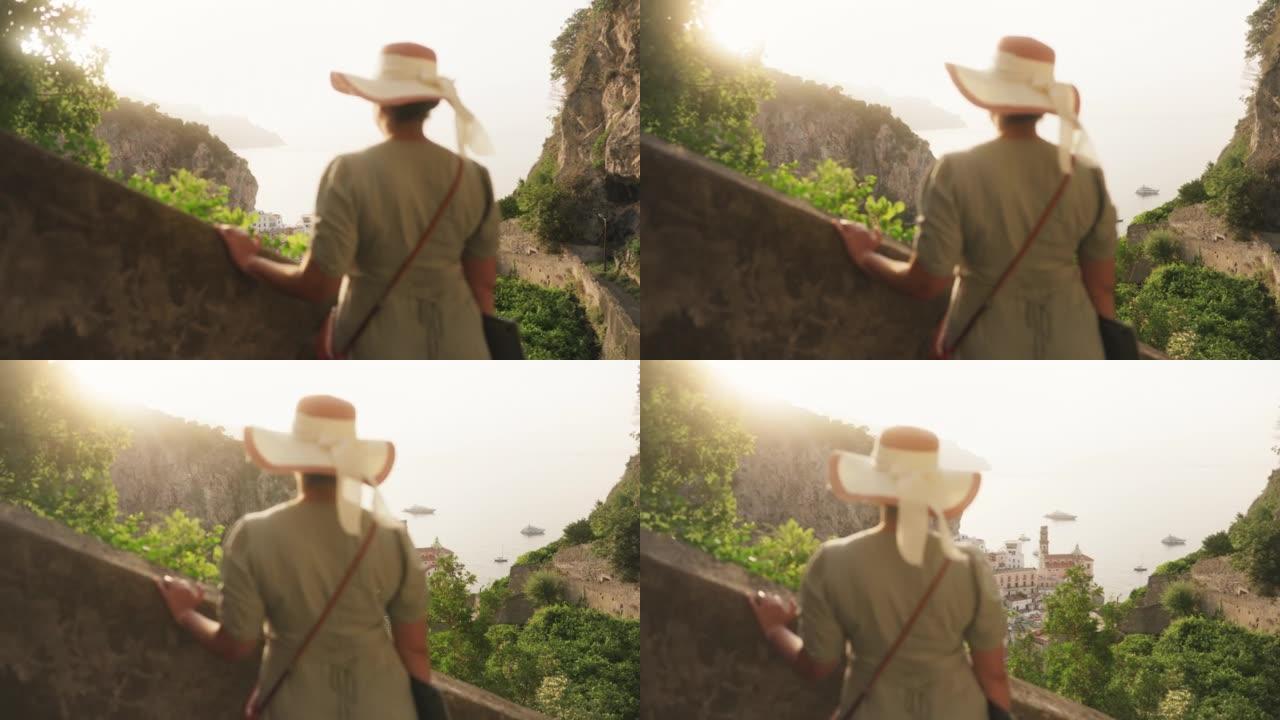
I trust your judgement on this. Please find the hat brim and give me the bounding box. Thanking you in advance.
[244,426,395,485]
[330,71,446,107]
[827,450,980,519]
[945,63,1081,117]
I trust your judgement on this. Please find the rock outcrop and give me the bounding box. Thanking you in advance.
[95,98,259,210]
[756,70,936,213]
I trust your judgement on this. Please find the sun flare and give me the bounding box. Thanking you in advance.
[701,0,769,56]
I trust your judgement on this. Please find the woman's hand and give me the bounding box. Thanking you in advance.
[747,589,798,635]
[215,224,262,273]
[156,574,205,621]
[834,219,882,266]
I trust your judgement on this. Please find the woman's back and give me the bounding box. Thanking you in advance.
[801,530,1006,719]
[221,500,426,720]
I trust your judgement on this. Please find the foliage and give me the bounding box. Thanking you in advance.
[1131,201,1179,226]
[259,232,310,261]
[1228,501,1280,595]
[0,0,116,170]
[551,7,595,82]
[563,517,597,545]
[1201,530,1233,557]
[592,129,610,169]
[125,170,254,228]
[1119,263,1280,360]
[494,276,600,359]
[498,186,522,219]
[588,462,640,581]
[525,570,570,607]
[1246,0,1280,60]
[1143,229,1182,266]
[1155,550,1205,578]
[428,554,494,681]
[756,160,911,244]
[515,158,578,249]
[1161,581,1200,619]
[1203,141,1269,231]
[640,0,773,175]
[517,537,567,567]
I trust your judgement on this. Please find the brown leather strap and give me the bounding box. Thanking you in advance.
[253,520,380,715]
[838,558,953,720]
[338,155,467,357]
[935,162,1075,359]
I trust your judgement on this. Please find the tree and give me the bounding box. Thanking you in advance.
[1229,501,1280,595]
[1201,530,1233,557]
[525,570,569,607]
[1161,581,1199,619]
[589,462,640,582]
[562,517,597,545]
[0,0,116,169]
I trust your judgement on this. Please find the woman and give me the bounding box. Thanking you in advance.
[748,426,1011,720]
[836,37,1118,359]
[216,43,500,359]
[155,395,431,719]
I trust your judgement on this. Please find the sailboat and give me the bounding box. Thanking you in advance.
[1134,560,1148,572]
[494,547,509,564]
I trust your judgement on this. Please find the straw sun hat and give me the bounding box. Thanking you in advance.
[945,36,1095,174]
[244,395,397,537]
[829,426,980,567]
[331,42,494,157]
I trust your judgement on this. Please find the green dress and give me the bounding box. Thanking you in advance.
[309,139,501,359]
[800,530,1007,720]
[914,137,1118,359]
[219,500,428,720]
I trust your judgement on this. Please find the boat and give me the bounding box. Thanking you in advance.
[494,557,508,563]
[1161,535,1186,546]
[1018,533,1030,542]
[1136,185,1160,197]
[520,525,546,536]
[1044,510,1077,521]
[1134,562,1148,572]
[404,504,435,515]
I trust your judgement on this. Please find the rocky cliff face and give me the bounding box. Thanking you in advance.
[95,98,259,210]
[755,70,936,213]
[526,0,639,250]
[1239,7,1280,229]
[111,406,293,527]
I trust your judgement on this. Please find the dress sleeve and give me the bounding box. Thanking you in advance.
[1079,166,1119,261]
[218,518,266,644]
[963,549,1007,652]
[912,155,965,278]
[308,155,359,278]
[386,525,429,624]
[799,544,845,665]
[464,163,500,259]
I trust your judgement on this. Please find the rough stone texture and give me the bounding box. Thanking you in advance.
[641,530,1115,720]
[0,503,550,720]
[551,543,640,620]
[1190,555,1280,634]
[498,221,640,359]
[110,406,293,527]
[1136,205,1280,304]
[96,98,259,211]
[1240,12,1280,229]
[0,130,328,359]
[757,70,936,214]
[496,564,538,626]
[1120,572,1175,635]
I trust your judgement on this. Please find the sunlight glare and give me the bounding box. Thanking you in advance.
[702,0,768,56]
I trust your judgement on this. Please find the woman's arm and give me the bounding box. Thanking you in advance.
[835,221,952,301]
[970,645,1012,712]
[747,591,841,682]
[392,620,433,683]
[216,225,343,304]
[155,575,257,662]
[1080,256,1116,319]
[462,256,497,315]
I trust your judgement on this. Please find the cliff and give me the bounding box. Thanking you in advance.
[756,69,935,213]
[641,529,1115,720]
[1237,4,1280,230]
[111,406,293,527]
[95,98,259,210]
[0,129,327,359]
[0,502,550,720]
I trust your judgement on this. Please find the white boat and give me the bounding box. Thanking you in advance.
[1136,185,1160,197]
[1134,564,1147,572]
[1044,510,1077,521]
[1161,535,1186,546]
[404,504,436,515]
[520,525,546,536]
[1018,533,1030,542]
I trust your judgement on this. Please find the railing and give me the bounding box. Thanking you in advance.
[640,529,1115,720]
[0,130,327,359]
[641,134,1164,360]
[0,503,549,720]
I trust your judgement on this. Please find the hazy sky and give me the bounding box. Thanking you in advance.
[75,0,590,197]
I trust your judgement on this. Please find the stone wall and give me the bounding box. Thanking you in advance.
[641,529,1115,720]
[1190,556,1280,634]
[498,221,640,359]
[0,503,549,720]
[1166,205,1280,302]
[0,130,327,359]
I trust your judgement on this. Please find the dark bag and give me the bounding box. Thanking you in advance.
[1098,315,1139,359]
[483,314,525,359]
[410,677,452,720]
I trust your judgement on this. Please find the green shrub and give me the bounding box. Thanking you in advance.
[517,538,566,567]
[1202,530,1233,557]
[1143,229,1181,266]
[1229,501,1280,595]
[525,570,570,607]
[563,518,597,545]
[1177,178,1209,205]
[1154,550,1204,578]
[592,130,610,170]
[515,158,578,249]
[756,160,911,244]
[1132,200,1180,226]
[1161,581,1199,618]
[498,188,522,219]
[1204,140,1269,231]
[494,276,600,360]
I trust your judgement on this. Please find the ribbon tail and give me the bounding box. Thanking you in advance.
[897,500,928,567]
[336,475,364,537]
[438,76,493,157]
[931,504,970,563]
[369,485,398,529]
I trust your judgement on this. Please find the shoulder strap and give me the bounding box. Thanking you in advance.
[936,161,1075,358]
[338,155,467,357]
[839,558,953,720]
[253,520,381,715]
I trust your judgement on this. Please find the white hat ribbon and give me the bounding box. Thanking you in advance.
[893,467,970,567]
[433,75,493,158]
[992,48,1095,175]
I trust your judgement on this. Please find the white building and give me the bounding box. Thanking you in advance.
[253,212,283,234]
[299,213,316,233]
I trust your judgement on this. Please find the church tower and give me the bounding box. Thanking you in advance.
[1039,525,1049,572]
